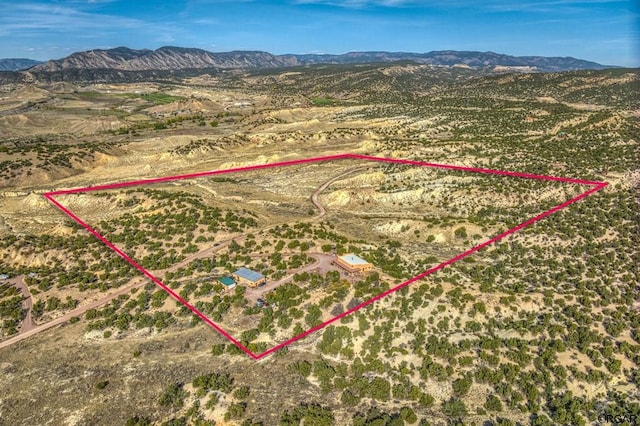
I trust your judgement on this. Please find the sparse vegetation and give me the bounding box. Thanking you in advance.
[0,64,637,425]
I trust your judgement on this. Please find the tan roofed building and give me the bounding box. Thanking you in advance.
[333,253,373,274]
[232,267,266,287]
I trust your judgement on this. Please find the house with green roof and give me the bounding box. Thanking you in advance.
[218,276,236,290]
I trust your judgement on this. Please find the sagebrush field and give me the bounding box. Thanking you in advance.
[0,64,638,425]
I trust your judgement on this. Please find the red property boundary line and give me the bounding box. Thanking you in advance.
[43,153,607,360]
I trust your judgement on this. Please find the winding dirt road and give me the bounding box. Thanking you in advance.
[13,276,35,333]
[0,277,147,350]
[310,166,368,220]
[244,253,337,303]
[0,238,234,351]
[0,165,368,350]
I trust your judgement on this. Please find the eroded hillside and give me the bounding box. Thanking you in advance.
[0,65,638,425]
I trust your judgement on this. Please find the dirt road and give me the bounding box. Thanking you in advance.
[243,166,370,301]
[0,237,235,350]
[0,165,369,349]
[244,253,337,302]
[13,276,36,333]
[311,166,369,219]
[162,239,232,273]
[0,277,147,350]
[2,275,36,335]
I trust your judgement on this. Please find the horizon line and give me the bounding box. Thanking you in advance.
[1,45,625,67]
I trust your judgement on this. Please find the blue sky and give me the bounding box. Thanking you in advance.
[0,0,637,66]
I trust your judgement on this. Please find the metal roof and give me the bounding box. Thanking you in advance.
[233,267,265,282]
[219,276,236,286]
[339,254,370,266]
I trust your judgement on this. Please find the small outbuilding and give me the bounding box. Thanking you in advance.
[232,267,266,288]
[333,254,373,274]
[218,276,236,290]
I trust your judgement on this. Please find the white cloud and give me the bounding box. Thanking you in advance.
[472,0,629,13]
[0,2,163,37]
[155,33,176,43]
[293,0,629,10]
[193,18,220,25]
[293,0,414,8]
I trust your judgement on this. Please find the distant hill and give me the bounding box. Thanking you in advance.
[284,50,613,72]
[0,58,42,71]
[27,46,615,74]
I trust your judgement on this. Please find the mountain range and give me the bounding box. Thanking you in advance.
[1,46,615,74]
[0,58,42,72]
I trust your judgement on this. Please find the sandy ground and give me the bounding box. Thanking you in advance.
[0,164,364,349]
